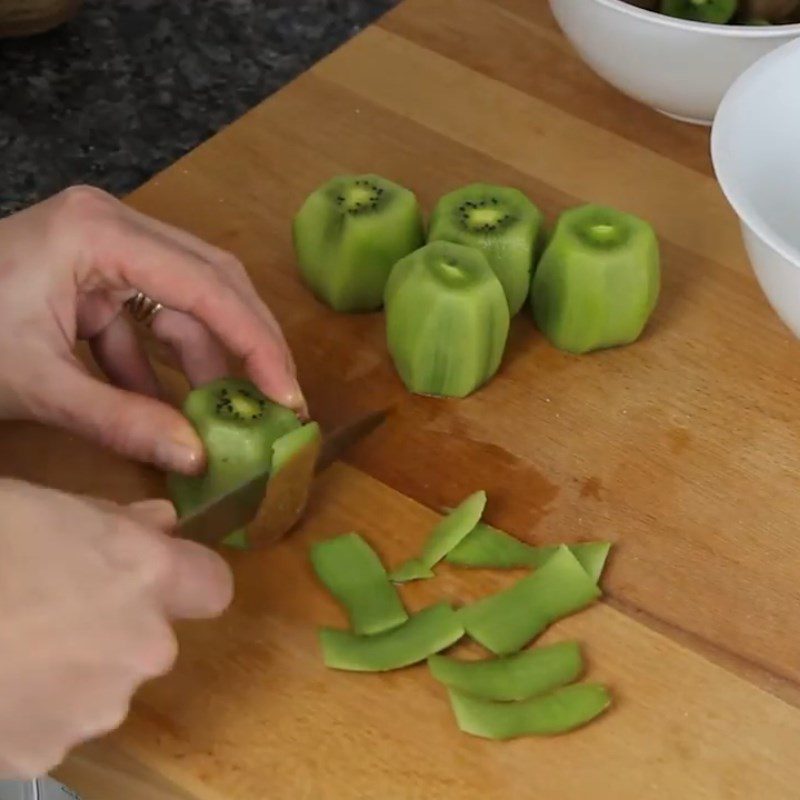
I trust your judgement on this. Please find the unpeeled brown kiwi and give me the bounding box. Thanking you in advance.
[736,0,800,21]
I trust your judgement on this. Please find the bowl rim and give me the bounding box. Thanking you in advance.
[711,36,800,267]
[586,0,800,37]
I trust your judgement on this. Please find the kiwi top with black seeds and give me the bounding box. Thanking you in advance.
[215,386,267,422]
[458,198,515,234]
[293,173,425,313]
[333,178,388,217]
[428,183,544,316]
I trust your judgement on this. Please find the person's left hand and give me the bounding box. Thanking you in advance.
[0,185,306,475]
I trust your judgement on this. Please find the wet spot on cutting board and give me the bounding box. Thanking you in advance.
[347,402,559,531]
[580,476,604,501]
[668,427,692,454]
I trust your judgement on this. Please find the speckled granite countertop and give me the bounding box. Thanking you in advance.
[0,0,399,216]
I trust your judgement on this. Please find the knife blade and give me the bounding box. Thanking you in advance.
[173,464,272,546]
[315,407,389,474]
[174,407,389,547]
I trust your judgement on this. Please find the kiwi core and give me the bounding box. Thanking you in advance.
[216,387,266,422]
[434,256,473,288]
[336,180,384,215]
[582,222,625,248]
[459,199,512,233]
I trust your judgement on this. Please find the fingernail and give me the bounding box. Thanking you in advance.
[157,434,204,475]
[286,383,308,418]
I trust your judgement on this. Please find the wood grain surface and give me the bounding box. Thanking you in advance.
[3,0,798,796]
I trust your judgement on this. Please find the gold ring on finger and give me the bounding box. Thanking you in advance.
[125,290,164,328]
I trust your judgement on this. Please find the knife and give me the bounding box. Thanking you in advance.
[174,407,388,547]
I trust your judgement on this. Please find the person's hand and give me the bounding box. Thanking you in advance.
[0,185,306,475]
[0,478,233,779]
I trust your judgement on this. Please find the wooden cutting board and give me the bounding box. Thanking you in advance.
[5,0,800,796]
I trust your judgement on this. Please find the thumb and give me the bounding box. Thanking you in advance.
[162,537,234,619]
[125,498,178,530]
[41,359,205,474]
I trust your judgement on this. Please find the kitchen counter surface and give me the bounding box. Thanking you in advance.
[0,0,398,216]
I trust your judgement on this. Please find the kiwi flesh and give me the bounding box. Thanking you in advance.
[167,378,302,548]
[292,174,424,313]
[427,183,543,316]
[531,204,660,355]
[384,241,510,398]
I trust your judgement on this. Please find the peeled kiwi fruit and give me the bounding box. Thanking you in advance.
[659,0,738,22]
[167,378,303,549]
[531,204,660,355]
[292,174,424,313]
[427,183,544,316]
[384,241,510,398]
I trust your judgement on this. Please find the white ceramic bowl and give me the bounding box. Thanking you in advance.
[548,0,800,125]
[712,36,800,338]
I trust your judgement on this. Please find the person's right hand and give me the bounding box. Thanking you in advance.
[0,478,233,779]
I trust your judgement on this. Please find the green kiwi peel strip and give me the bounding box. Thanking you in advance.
[319,603,464,672]
[389,559,435,582]
[428,641,583,702]
[390,490,487,583]
[458,546,601,655]
[448,683,612,740]
[446,522,612,582]
[311,533,408,636]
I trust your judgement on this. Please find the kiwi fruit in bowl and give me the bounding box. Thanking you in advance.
[659,0,737,23]
[736,0,800,22]
[623,0,800,24]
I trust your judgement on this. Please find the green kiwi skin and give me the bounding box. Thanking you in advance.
[659,0,738,23]
[427,183,544,316]
[292,174,424,313]
[531,204,660,355]
[385,241,510,398]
